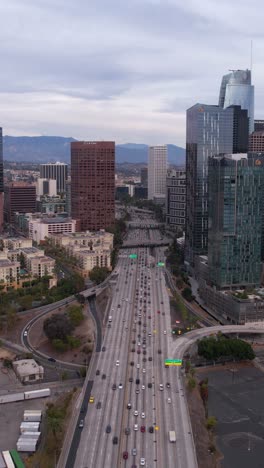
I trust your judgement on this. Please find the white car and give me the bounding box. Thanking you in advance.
[140,458,145,466]
[118,383,123,389]
[134,424,138,431]
[23,331,28,336]
[136,364,140,369]
[168,398,171,404]
[141,412,145,419]
[134,410,139,416]
[164,330,167,335]
[116,360,120,366]
[142,368,146,373]
[142,385,145,390]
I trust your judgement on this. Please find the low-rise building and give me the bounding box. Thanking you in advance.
[13,359,44,384]
[0,258,20,286]
[29,217,77,243]
[2,237,33,250]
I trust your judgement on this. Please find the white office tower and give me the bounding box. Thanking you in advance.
[36,178,57,200]
[40,162,68,193]
[148,145,168,200]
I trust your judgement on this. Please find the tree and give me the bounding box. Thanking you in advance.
[206,416,217,431]
[187,377,196,390]
[182,287,193,302]
[66,335,81,349]
[43,313,74,342]
[89,266,110,285]
[67,305,84,326]
[52,339,68,352]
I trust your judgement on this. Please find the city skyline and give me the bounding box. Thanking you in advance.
[1,0,264,146]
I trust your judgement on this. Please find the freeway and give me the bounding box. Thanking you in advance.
[67,222,198,468]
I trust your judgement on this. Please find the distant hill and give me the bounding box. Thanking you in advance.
[3,136,185,165]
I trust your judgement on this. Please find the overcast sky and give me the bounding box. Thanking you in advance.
[1,0,263,146]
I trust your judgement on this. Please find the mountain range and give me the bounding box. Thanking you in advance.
[3,136,185,165]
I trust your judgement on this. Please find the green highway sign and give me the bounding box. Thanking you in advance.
[157,262,165,266]
[165,359,182,366]
[129,254,138,259]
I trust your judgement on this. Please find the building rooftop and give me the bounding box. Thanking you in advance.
[13,359,44,377]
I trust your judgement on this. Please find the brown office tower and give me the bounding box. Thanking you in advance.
[4,183,36,224]
[71,141,115,231]
[249,131,264,153]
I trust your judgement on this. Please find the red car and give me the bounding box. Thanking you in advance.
[140,425,146,433]
[157,310,160,314]
[123,451,128,460]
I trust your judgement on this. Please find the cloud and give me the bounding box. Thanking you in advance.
[0,0,263,146]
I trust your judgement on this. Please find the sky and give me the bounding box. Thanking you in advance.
[1,0,264,146]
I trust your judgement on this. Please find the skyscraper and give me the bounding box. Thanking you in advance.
[148,145,167,200]
[166,169,186,232]
[71,141,115,231]
[208,154,263,289]
[40,162,68,193]
[219,69,254,133]
[0,128,3,231]
[249,131,264,153]
[185,104,234,266]
[4,183,36,224]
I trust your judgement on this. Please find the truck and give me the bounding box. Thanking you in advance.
[169,431,176,443]
[20,422,40,433]
[24,410,42,422]
[24,388,51,400]
[16,439,37,453]
[20,432,41,440]
[0,393,24,404]
[2,451,15,468]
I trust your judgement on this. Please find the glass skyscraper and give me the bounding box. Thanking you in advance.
[185,104,234,266]
[208,154,264,289]
[219,69,254,133]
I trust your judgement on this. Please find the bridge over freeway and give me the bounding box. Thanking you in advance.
[121,239,171,248]
[126,221,164,229]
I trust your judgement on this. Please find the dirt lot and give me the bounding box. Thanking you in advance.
[29,304,95,365]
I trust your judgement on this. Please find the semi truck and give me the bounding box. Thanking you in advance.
[169,431,176,443]
[0,388,50,404]
[24,389,51,400]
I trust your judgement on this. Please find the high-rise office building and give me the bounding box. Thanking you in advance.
[4,183,36,224]
[148,145,167,200]
[36,179,57,200]
[254,120,264,132]
[71,141,115,231]
[185,104,234,266]
[219,69,254,133]
[140,167,148,187]
[65,179,71,216]
[40,162,68,193]
[0,128,3,231]
[249,131,264,153]
[166,169,186,232]
[208,154,264,289]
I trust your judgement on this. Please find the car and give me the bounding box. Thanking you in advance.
[142,368,146,373]
[116,360,120,366]
[148,357,152,361]
[148,383,152,388]
[148,332,152,336]
[132,448,137,456]
[167,398,171,404]
[134,410,139,416]
[166,382,171,388]
[142,385,145,390]
[125,427,131,435]
[79,419,84,428]
[158,349,162,354]
[137,350,141,354]
[129,377,133,382]
[113,436,118,444]
[106,425,111,433]
[159,384,164,391]
[140,458,146,466]
[157,310,160,314]
[23,331,28,336]
[134,424,138,431]
[136,378,140,385]
[164,330,167,335]
[102,374,106,379]
[80,406,86,413]
[131,348,135,353]
[102,346,106,352]
[123,451,128,460]
[141,412,145,419]
[118,383,123,389]
[89,396,94,403]
[107,323,111,328]
[140,425,146,433]
[48,357,56,362]
[112,384,117,390]
[96,369,100,375]
[130,362,134,366]
[135,389,140,394]
[149,426,154,433]
[96,401,102,409]
[127,403,132,409]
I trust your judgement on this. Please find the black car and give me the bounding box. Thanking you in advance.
[48,357,56,362]
[158,349,162,354]
[102,346,106,352]
[102,374,106,379]
[148,383,152,388]
[106,425,111,433]
[148,357,153,361]
[149,426,154,433]
[129,377,133,382]
[113,436,118,444]
[136,379,140,385]
[96,402,102,409]
[96,369,100,376]
[112,384,117,390]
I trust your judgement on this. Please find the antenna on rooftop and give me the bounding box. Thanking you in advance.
[250,39,253,76]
